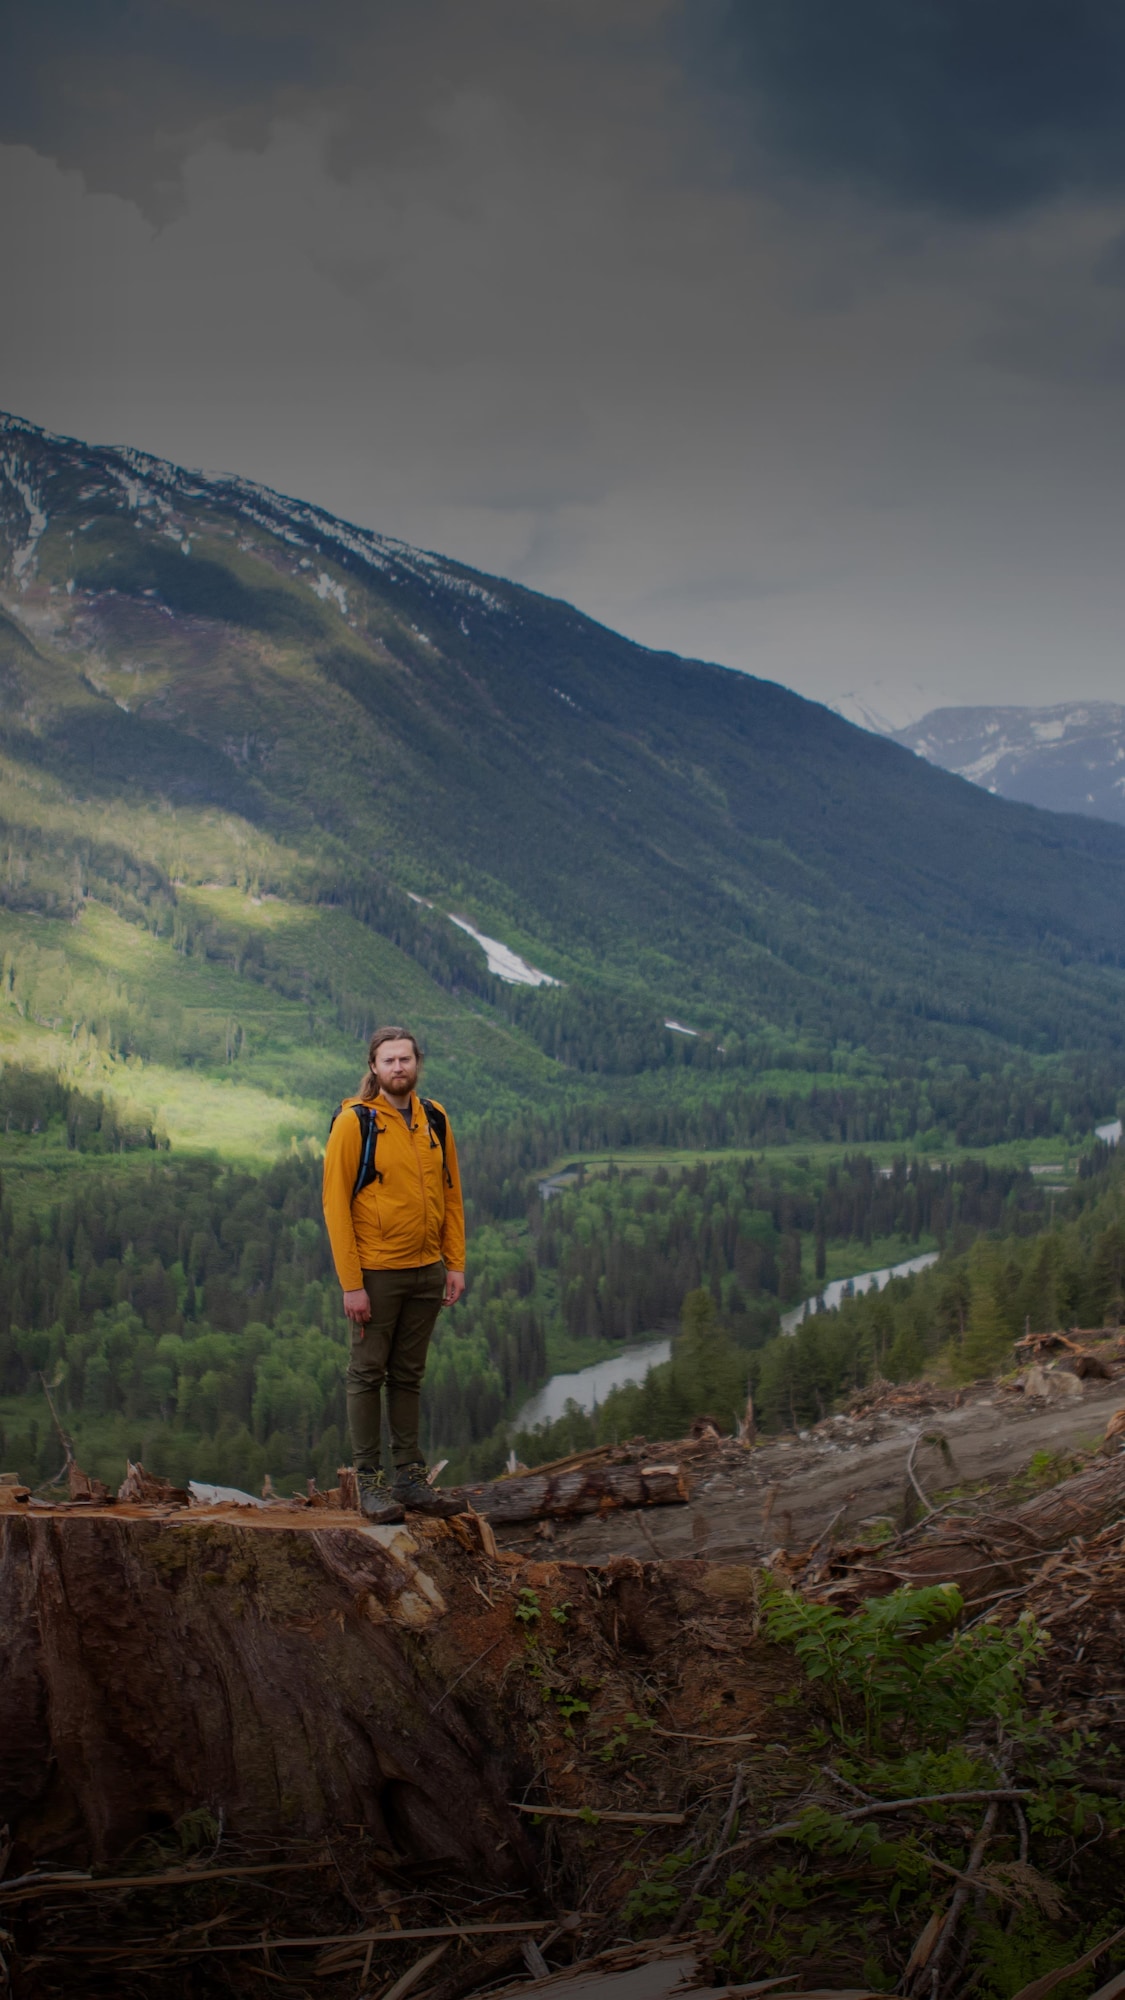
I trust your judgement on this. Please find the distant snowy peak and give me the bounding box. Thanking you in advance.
[0,409,508,616]
[890,703,1125,828]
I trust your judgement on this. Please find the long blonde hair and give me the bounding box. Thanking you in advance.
[359,1025,425,1102]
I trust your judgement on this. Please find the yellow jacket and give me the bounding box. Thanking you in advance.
[322,1092,466,1292]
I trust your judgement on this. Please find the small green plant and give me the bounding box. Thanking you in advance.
[555,1692,591,1722]
[1013,1447,1084,1496]
[514,1586,541,1626]
[622,1850,695,1925]
[174,1806,221,1855]
[762,1579,1046,1752]
[618,1579,1083,1988]
[856,1517,896,1548]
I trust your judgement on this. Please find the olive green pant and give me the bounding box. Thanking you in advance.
[347,1262,445,1475]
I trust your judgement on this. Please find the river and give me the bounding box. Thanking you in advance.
[511,1249,941,1431]
[512,1336,672,1433]
[780,1251,940,1334]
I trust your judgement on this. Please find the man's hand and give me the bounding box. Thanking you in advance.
[443,1269,466,1307]
[343,1287,371,1331]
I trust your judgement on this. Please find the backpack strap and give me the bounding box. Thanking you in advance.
[420,1097,452,1186]
[328,1101,384,1201]
[350,1102,383,1200]
[330,1098,446,1203]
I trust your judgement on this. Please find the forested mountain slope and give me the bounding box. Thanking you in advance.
[2,409,1125,1097]
[3,416,1125,1496]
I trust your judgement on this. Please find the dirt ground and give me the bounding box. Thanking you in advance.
[499,1364,1125,1567]
[9,1356,1125,1997]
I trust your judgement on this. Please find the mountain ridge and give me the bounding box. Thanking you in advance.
[1,409,1125,1122]
[890,701,1125,829]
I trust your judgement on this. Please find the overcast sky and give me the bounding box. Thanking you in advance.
[4,1,1125,725]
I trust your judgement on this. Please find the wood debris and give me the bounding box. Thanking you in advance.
[66,1460,112,1504]
[788,1448,1125,1609]
[116,1460,191,1505]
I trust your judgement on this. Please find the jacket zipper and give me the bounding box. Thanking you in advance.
[408,1099,431,1244]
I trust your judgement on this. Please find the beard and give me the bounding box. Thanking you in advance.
[379,1062,418,1095]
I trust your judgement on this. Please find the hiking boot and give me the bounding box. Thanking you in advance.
[392,1462,468,1517]
[356,1469,406,1524]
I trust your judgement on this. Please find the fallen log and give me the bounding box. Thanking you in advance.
[459,1461,690,1525]
[810,1450,1125,1609]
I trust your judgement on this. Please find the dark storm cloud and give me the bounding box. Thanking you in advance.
[6,0,1125,721]
[0,1,656,212]
[13,1,1125,222]
[705,0,1125,215]
[0,0,349,205]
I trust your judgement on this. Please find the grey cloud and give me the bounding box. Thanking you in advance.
[6,0,1125,724]
[641,570,802,607]
[0,1,673,216]
[0,0,374,210]
[700,0,1125,216]
[1094,229,1125,285]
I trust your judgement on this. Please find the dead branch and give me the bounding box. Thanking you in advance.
[429,1636,506,1715]
[809,1503,850,1553]
[37,1371,76,1469]
[727,1789,1032,1861]
[651,1728,758,1745]
[50,1918,554,1962]
[813,1450,1125,1608]
[1008,1917,1125,2000]
[670,1766,745,1935]
[912,1798,999,1997]
[905,1433,937,1515]
[508,1803,686,1826]
[0,1857,335,1907]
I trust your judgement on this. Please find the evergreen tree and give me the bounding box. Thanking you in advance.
[956,1246,1014,1381]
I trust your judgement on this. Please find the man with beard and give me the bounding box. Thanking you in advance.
[322,1026,467,1522]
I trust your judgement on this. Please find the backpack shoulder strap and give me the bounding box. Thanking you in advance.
[420,1097,452,1186]
[350,1101,383,1201]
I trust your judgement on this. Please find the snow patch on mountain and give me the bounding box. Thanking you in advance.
[310,570,348,614]
[448,916,559,987]
[0,455,49,584]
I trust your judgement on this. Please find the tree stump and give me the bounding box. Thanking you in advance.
[0,1503,535,1877]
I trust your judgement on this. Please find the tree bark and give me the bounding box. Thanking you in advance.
[460,1462,689,1526]
[0,1505,536,1877]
